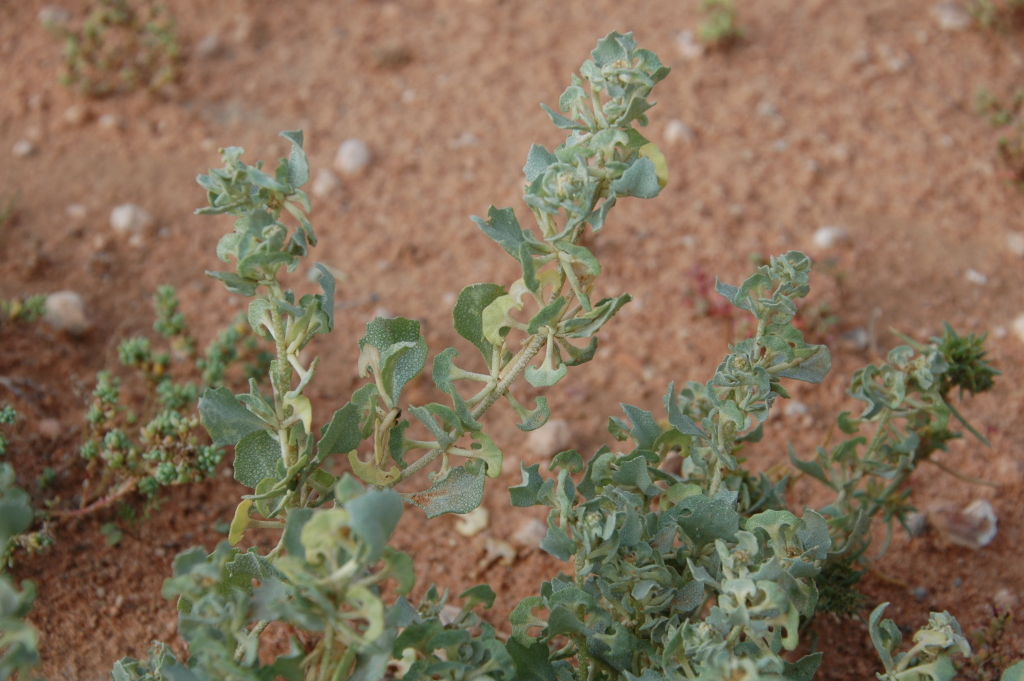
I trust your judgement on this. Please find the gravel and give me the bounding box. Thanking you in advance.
[43,291,90,335]
[334,139,371,176]
[110,203,155,233]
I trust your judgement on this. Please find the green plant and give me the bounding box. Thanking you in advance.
[43,0,180,97]
[6,31,1018,681]
[0,296,46,330]
[974,87,1024,189]
[697,0,743,48]
[969,0,1024,30]
[0,460,39,680]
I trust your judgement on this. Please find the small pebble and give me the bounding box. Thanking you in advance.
[63,104,91,126]
[513,518,547,549]
[756,101,779,118]
[812,225,850,249]
[194,32,225,59]
[311,168,340,198]
[953,577,963,588]
[401,88,416,104]
[454,507,489,538]
[928,499,997,549]
[965,269,988,286]
[1007,232,1024,257]
[37,418,61,439]
[43,291,90,335]
[1012,314,1024,345]
[334,139,371,177]
[931,2,972,31]
[783,401,809,417]
[12,139,35,157]
[905,511,928,538]
[664,119,693,145]
[993,325,1007,339]
[526,419,573,458]
[674,31,705,60]
[97,113,124,131]
[95,587,106,599]
[911,586,928,600]
[37,6,71,28]
[65,203,88,221]
[110,203,154,233]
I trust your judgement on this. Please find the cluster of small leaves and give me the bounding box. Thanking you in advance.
[975,87,1024,189]
[76,287,267,509]
[0,406,16,457]
[0,461,40,679]
[43,0,180,97]
[0,296,46,329]
[698,0,743,48]
[870,604,971,681]
[969,0,1024,31]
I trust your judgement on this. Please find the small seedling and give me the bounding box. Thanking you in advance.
[698,0,743,48]
[43,0,181,97]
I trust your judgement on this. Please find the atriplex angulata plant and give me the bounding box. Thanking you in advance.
[1,458,39,680]
[93,31,1017,681]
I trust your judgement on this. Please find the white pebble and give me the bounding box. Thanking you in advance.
[1007,232,1024,257]
[526,419,573,458]
[513,518,547,549]
[98,113,124,131]
[928,499,997,549]
[965,269,988,286]
[674,31,705,60]
[311,168,340,198]
[44,291,90,335]
[194,33,225,59]
[65,203,87,221]
[110,203,154,233]
[454,507,489,537]
[333,139,371,177]
[664,119,693,145]
[930,2,972,31]
[63,104,90,126]
[401,88,416,104]
[12,140,35,157]
[1012,314,1024,345]
[37,6,71,27]
[783,401,809,417]
[756,101,779,118]
[994,588,1019,613]
[812,225,850,249]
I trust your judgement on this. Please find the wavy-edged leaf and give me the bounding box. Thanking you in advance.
[199,386,268,446]
[234,430,281,488]
[471,206,525,258]
[453,283,506,359]
[403,464,485,518]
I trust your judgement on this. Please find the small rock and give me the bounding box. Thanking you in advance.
[110,203,154,233]
[43,291,90,335]
[993,325,1007,339]
[783,401,809,417]
[97,113,124,131]
[756,101,779,118]
[812,225,850,249]
[513,518,547,549]
[12,139,35,157]
[674,30,705,60]
[905,511,928,538]
[63,104,91,126]
[1007,232,1024,257]
[37,418,61,439]
[401,88,416,104]
[664,119,693,145]
[911,586,928,600]
[1012,314,1024,344]
[95,587,106,599]
[65,203,88,221]
[931,2,972,31]
[334,139,371,176]
[928,499,997,549]
[194,32,225,59]
[455,507,489,538]
[311,168,340,198]
[38,6,71,28]
[965,269,988,286]
[449,132,479,149]
[994,588,1018,613]
[527,419,573,458]
[372,44,413,70]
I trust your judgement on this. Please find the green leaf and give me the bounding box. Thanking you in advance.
[560,294,631,338]
[663,494,739,549]
[380,547,415,595]
[453,283,506,359]
[557,243,601,276]
[540,511,575,561]
[199,386,268,447]
[620,404,660,450]
[466,431,503,478]
[541,103,585,130]
[609,157,661,199]
[557,337,598,367]
[527,297,566,335]
[506,393,551,432]
[316,402,363,461]
[525,362,568,387]
[868,603,899,671]
[460,583,498,610]
[482,295,522,346]
[234,430,281,488]
[205,269,258,296]
[781,653,823,681]
[509,597,548,646]
[1001,661,1024,681]
[431,348,481,432]
[472,206,526,258]
[0,489,32,545]
[788,445,830,485]
[797,509,832,561]
[247,298,274,339]
[523,145,558,183]
[550,450,584,474]
[346,490,403,562]
[280,130,309,187]
[312,263,335,332]
[282,508,313,559]
[403,465,485,518]
[506,638,559,681]
[774,345,831,384]
[360,317,428,403]
[509,463,547,507]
